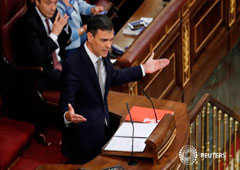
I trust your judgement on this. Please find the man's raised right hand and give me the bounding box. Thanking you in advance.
[52,12,69,36]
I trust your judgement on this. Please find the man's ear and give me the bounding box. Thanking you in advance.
[87,32,93,43]
[35,0,40,6]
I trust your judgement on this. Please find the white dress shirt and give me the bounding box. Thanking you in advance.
[84,43,107,88]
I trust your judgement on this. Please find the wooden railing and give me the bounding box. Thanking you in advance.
[189,93,240,170]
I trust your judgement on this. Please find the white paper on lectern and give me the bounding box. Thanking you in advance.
[114,122,157,138]
[104,136,146,152]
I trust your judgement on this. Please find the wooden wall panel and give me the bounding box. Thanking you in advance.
[141,33,180,99]
[237,0,240,17]
[192,0,223,56]
[184,28,228,104]
[144,53,176,99]
[166,12,181,36]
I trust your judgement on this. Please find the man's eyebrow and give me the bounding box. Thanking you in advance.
[100,37,114,41]
[100,38,110,41]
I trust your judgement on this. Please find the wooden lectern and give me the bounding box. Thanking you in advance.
[145,114,176,162]
[37,91,189,170]
[102,114,176,164]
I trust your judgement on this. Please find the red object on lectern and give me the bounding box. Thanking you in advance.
[125,106,174,123]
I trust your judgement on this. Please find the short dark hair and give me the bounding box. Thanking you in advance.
[87,15,114,37]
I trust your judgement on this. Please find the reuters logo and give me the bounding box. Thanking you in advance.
[179,145,198,165]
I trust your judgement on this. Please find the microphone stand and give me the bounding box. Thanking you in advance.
[126,102,137,166]
[139,86,158,123]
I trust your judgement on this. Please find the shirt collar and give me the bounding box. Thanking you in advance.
[84,42,102,64]
[35,6,47,23]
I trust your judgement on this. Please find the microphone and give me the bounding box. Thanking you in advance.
[126,102,137,166]
[139,86,158,123]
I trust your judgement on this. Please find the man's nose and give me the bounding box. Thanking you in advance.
[106,41,111,49]
[50,4,56,11]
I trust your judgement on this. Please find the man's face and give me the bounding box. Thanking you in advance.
[35,0,57,18]
[87,29,114,57]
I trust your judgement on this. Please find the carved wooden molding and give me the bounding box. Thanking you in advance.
[182,19,191,87]
[181,0,189,17]
[129,82,138,95]
[229,0,236,27]
[190,0,196,7]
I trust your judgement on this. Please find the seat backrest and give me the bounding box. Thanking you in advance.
[0,0,28,64]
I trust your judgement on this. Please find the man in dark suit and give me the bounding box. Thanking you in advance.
[17,0,71,144]
[20,0,71,91]
[60,15,170,164]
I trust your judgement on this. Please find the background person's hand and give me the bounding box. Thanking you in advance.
[65,103,87,123]
[91,6,104,15]
[52,12,69,36]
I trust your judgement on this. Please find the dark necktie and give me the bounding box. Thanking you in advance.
[45,18,62,71]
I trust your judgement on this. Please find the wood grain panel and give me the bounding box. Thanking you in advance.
[190,0,197,7]
[141,33,180,99]
[166,12,181,35]
[184,28,228,104]
[181,0,189,17]
[193,0,223,54]
[144,53,175,99]
[237,0,240,17]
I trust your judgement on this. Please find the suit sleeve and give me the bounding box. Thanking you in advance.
[60,57,81,115]
[58,25,72,59]
[77,0,95,15]
[108,59,143,86]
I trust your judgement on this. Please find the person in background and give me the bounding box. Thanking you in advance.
[19,0,71,144]
[20,0,71,91]
[57,0,104,56]
[60,15,170,164]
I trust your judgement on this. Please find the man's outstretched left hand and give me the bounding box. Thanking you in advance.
[143,52,170,74]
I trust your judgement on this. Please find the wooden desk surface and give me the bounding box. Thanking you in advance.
[112,0,167,51]
[37,91,189,170]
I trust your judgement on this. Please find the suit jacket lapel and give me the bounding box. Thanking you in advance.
[33,5,58,36]
[103,57,110,101]
[32,6,48,36]
[81,46,103,98]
